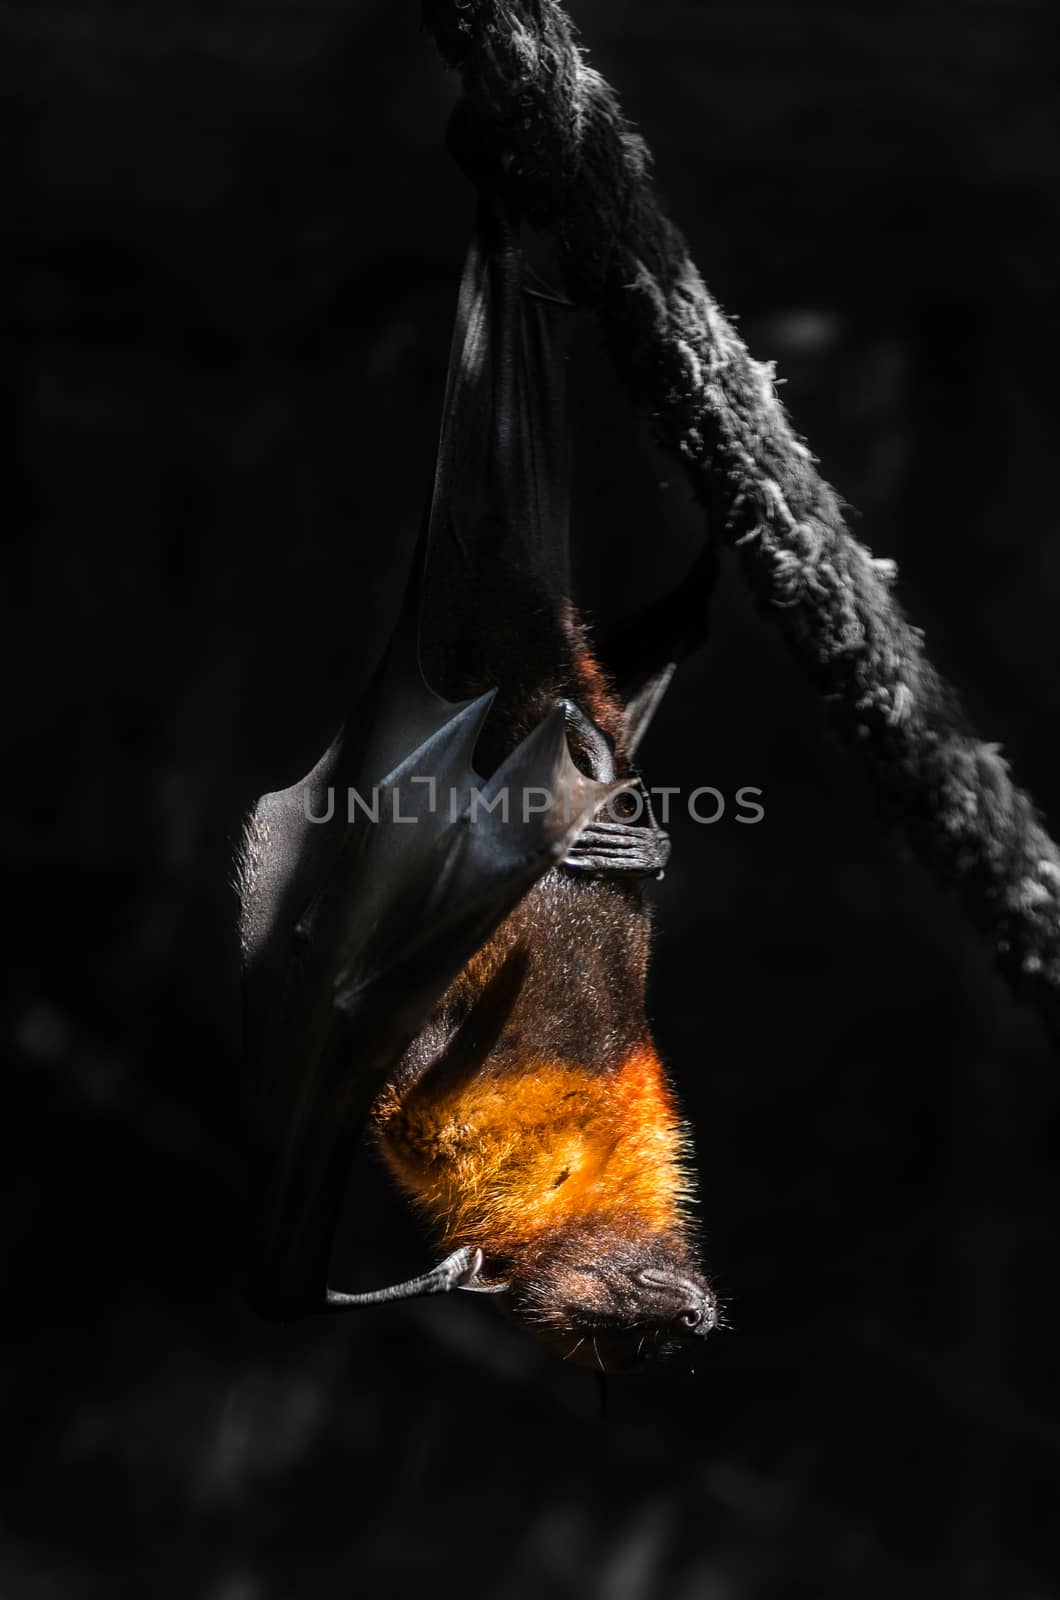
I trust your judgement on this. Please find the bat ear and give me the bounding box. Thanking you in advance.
[326,1246,505,1310]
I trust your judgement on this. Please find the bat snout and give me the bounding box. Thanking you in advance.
[636,1267,718,1337]
[496,1223,716,1371]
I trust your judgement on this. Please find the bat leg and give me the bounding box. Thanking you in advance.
[325,1245,488,1308]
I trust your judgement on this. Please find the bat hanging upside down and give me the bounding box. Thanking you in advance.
[237,192,718,1373]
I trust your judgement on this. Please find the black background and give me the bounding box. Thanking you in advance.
[3,2,1059,1595]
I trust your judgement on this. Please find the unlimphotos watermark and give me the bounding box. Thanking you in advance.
[302,781,765,827]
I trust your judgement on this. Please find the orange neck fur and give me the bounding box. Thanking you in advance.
[374,1044,693,1256]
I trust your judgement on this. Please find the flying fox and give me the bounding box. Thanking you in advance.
[237,193,717,1373]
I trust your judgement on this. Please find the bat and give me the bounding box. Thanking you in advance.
[237,191,718,1373]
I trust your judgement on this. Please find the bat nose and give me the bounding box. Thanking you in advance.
[637,1267,718,1335]
[675,1294,716,1334]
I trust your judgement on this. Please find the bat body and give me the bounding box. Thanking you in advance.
[238,195,716,1372]
[372,879,701,1370]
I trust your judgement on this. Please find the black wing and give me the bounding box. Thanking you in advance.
[238,202,613,1319]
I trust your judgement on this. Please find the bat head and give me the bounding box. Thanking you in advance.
[493,1222,717,1373]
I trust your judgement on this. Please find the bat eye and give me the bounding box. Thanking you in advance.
[610,789,641,822]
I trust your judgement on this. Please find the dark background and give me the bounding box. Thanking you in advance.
[3,2,1059,1595]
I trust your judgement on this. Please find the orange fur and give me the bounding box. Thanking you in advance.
[375,1044,694,1255]
[562,601,627,752]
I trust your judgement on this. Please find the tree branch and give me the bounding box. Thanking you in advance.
[422,0,1060,1045]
